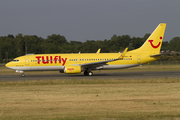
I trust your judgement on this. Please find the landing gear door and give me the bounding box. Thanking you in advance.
[25,57,29,66]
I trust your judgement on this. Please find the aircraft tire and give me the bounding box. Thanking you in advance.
[21,73,25,77]
[84,71,89,76]
[88,72,93,76]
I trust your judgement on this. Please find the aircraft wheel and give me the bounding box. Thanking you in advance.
[21,73,25,77]
[84,71,89,76]
[88,71,93,76]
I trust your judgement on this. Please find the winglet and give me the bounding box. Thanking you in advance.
[118,48,128,60]
[96,48,101,53]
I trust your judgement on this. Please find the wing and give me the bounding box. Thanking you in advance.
[80,48,128,69]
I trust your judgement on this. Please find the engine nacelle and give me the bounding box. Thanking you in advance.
[64,66,81,74]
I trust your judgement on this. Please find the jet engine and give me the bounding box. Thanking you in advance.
[64,66,81,74]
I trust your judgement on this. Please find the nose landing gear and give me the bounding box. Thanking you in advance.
[21,73,25,77]
[16,70,25,77]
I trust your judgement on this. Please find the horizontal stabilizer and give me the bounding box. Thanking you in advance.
[150,53,167,57]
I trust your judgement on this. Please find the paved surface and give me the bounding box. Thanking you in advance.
[0,71,180,81]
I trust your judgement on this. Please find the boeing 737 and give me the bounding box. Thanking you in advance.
[5,23,166,76]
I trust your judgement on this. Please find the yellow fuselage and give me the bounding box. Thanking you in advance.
[6,52,159,71]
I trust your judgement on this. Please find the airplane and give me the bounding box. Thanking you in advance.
[5,23,166,76]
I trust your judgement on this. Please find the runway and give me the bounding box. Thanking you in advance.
[0,71,180,81]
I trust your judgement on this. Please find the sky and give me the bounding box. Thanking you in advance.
[0,0,180,42]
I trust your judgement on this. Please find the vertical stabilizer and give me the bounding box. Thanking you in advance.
[131,23,166,54]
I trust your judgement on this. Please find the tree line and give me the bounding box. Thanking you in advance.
[0,33,180,63]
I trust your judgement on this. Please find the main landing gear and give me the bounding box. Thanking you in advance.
[84,70,93,76]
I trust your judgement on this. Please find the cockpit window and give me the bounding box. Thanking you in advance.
[12,60,19,62]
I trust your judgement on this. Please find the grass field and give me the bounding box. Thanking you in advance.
[1,65,180,119]
[1,78,180,120]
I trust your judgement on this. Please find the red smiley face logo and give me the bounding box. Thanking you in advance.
[148,37,162,49]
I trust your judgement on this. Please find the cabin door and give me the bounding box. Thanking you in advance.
[137,55,141,64]
[25,57,29,66]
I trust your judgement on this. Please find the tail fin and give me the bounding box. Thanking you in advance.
[131,23,166,54]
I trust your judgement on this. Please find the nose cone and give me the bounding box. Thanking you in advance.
[5,62,13,68]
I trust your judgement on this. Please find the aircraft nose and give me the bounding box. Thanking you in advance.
[5,62,9,67]
[5,62,13,68]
